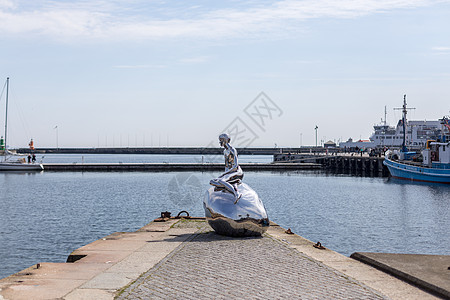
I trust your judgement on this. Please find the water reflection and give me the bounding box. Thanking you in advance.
[387,176,450,189]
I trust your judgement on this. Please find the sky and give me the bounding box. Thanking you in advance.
[1,0,450,148]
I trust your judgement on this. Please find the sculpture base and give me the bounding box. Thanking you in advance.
[204,183,269,237]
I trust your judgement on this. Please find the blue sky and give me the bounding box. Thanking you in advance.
[1,0,450,148]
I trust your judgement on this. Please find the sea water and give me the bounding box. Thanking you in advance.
[0,155,449,279]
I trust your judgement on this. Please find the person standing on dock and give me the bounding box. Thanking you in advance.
[210,133,243,204]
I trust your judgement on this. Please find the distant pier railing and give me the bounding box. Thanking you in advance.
[18,147,305,155]
[16,146,346,156]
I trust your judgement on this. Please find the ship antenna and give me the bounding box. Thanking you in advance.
[394,95,415,152]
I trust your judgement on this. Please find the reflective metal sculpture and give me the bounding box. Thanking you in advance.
[204,134,269,236]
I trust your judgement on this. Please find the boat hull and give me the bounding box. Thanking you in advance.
[383,158,450,184]
[0,163,44,171]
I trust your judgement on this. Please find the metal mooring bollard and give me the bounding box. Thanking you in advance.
[161,211,171,218]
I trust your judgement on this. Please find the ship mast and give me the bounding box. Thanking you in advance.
[394,95,415,152]
[4,77,9,152]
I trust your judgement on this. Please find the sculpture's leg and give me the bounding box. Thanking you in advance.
[233,194,242,205]
[232,183,242,204]
[217,178,241,203]
[209,179,221,187]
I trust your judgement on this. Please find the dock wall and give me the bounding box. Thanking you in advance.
[274,153,389,176]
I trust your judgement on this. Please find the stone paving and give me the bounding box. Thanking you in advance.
[117,223,387,300]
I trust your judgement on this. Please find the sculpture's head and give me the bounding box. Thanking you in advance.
[219,133,231,147]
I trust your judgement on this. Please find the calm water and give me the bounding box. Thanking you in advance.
[1,155,449,279]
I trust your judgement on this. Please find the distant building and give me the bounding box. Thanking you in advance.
[324,140,336,148]
[339,138,375,150]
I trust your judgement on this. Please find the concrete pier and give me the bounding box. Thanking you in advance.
[351,252,450,299]
[0,218,445,300]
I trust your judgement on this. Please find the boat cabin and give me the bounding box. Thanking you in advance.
[422,140,450,168]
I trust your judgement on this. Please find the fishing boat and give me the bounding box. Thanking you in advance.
[0,78,43,171]
[384,139,450,184]
[383,96,449,184]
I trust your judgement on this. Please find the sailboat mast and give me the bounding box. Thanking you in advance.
[4,77,9,150]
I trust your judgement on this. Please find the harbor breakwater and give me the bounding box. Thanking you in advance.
[15,147,389,176]
[42,162,321,172]
[38,155,388,176]
[17,147,303,155]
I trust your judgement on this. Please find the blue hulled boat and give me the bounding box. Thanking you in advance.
[383,116,450,184]
[383,96,450,184]
[383,141,450,184]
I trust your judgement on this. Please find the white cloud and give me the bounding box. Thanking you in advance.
[0,0,14,9]
[113,64,166,69]
[179,56,210,64]
[0,0,448,42]
[432,46,450,51]
[290,59,322,64]
[431,46,450,55]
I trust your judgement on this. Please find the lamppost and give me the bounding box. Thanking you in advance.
[314,126,318,147]
[54,125,58,149]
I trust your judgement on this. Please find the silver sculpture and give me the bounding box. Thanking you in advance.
[204,133,269,237]
[209,133,244,203]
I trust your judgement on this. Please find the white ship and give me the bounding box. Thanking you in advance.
[369,99,447,149]
[370,119,442,149]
